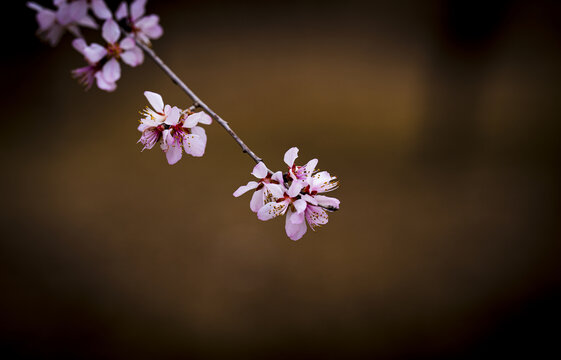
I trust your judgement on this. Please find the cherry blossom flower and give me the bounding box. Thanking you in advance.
[233,162,285,212]
[138,91,212,165]
[27,0,98,46]
[115,0,163,46]
[284,147,318,185]
[74,18,144,91]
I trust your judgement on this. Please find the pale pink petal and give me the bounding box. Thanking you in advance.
[72,37,87,55]
[271,171,285,184]
[95,72,116,92]
[165,142,182,165]
[26,2,44,12]
[102,18,120,44]
[55,3,73,25]
[76,15,98,29]
[45,25,64,47]
[68,1,88,23]
[84,43,107,63]
[301,194,318,205]
[144,91,164,113]
[164,106,181,126]
[115,2,128,20]
[120,37,135,50]
[257,201,288,221]
[293,199,308,215]
[284,147,299,167]
[121,47,143,67]
[183,134,206,157]
[233,181,258,197]
[302,158,318,176]
[314,195,340,210]
[250,189,265,213]
[142,24,163,39]
[183,112,212,128]
[287,181,303,198]
[35,9,56,30]
[130,0,147,21]
[102,58,121,82]
[190,126,207,143]
[91,0,112,19]
[135,14,158,29]
[264,183,284,199]
[305,205,329,230]
[251,162,269,179]
[285,210,307,240]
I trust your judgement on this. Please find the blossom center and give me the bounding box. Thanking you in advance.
[106,43,122,58]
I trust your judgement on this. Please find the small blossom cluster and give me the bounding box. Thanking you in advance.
[234,148,340,241]
[27,0,162,92]
[137,91,212,165]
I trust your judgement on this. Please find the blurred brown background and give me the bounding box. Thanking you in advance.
[2,0,560,358]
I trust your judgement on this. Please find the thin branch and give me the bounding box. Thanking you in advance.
[135,40,263,164]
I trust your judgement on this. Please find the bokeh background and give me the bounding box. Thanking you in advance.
[2,0,560,358]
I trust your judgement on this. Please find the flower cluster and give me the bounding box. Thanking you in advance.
[137,91,212,165]
[234,148,340,241]
[27,0,162,92]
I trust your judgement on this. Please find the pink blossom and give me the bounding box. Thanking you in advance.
[233,162,285,213]
[138,91,212,165]
[284,147,318,185]
[74,18,144,91]
[115,0,163,46]
[27,1,98,46]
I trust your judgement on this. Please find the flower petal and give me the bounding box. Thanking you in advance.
[91,0,112,19]
[95,71,116,92]
[35,9,56,31]
[183,111,212,128]
[72,37,87,55]
[233,181,258,197]
[135,14,159,29]
[115,2,128,20]
[251,162,269,179]
[264,183,284,199]
[130,0,147,21]
[287,181,303,198]
[285,209,307,240]
[76,15,99,29]
[293,199,308,215]
[144,91,164,113]
[141,23,163,39]
[305,205,329,230]
[164,106,181,126]
[121,47,144,67]
[315,195,340,210]
[257,201,288,221]
[102,18,120,44]
[250,189,265,213]
[120,36,135,50]
[84,43,107,63]
[102,58,121,82]
[183,133,206,157]
[165,143,182,165]
[284,147,299,167]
